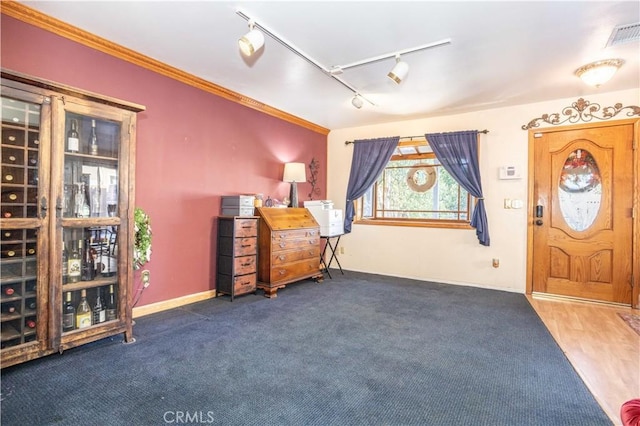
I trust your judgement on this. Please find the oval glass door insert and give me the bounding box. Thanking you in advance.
[558,149,602,231]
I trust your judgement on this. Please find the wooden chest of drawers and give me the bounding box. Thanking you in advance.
[216,216,258,301]
[256,207,322,298]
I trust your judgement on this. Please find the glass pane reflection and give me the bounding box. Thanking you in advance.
[558,149,601,232]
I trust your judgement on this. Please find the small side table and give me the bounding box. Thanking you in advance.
[320,234,344,279]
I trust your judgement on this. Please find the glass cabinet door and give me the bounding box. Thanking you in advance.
[1,92,49,350]
[57,106,129,338]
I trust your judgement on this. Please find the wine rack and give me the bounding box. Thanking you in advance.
[1,228,38,349]
[1,69,144,367]
[1,91,41,350]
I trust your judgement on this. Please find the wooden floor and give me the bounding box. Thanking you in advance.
[528,295,639,425]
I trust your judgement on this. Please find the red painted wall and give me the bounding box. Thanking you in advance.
[1,16,328,306]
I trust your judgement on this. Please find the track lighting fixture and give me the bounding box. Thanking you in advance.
[388,55,409,84]
[236,10,451,107]
[238,20,264,56]
[351,94,364,109]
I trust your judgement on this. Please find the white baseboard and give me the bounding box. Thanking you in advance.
[132,290,217,318]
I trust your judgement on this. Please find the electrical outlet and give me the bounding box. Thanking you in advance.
[141,270,151,287]
[340,247,345,255]
[492,258,500,268]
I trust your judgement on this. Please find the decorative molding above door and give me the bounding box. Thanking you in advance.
[522,98,640,130]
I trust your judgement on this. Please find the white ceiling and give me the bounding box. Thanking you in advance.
[17,1,640,131]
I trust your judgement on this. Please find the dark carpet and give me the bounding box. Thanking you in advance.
[1,271,611,425]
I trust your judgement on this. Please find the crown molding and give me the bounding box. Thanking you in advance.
[1,1,330,135]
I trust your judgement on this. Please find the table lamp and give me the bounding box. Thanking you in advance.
[283,162,306,207]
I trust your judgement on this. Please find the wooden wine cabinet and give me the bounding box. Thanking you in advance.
[0,69,144,367]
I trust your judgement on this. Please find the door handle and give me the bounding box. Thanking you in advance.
[40,196,48,219]
[535,219,543,226]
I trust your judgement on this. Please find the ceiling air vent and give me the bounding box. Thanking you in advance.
[606,22,640,47]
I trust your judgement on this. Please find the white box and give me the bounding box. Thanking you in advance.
[304,200,334,210]
[305,204,343,237]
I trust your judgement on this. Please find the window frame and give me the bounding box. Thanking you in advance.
[354,139,475,230]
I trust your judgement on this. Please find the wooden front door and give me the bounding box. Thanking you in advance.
[530,121,636,305]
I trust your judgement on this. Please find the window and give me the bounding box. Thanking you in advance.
[355,139,473,229]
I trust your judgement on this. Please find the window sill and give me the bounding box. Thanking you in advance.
[354,218,473,230]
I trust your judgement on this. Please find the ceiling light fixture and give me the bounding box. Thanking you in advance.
[238,20,264,56]
[388,55,409,84]
[236,9,450,108]
[351,94,364,109]
[574,59,624,87]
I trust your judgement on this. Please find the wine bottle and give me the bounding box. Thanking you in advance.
[4,173,14,182]
[1,248,17,258]
[62,246,69,284]
[93,287,106,324]
[75,183,90,218]
[7,193,18,201]
[106,284,117,321]
[25,319,36,329]
[81,239,95,281]
[67,119,79,153]
[27,301,36,310]
[62,292,75,332]
[3,211,12,219]
[67,242,81,283]
[89,119,98,156]
[76,289,92,329]
[3,287,15,296]
[7,154,17,163]
[2,305,16,314]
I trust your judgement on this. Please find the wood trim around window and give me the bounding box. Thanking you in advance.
[1,1,330,136]
[354,217,473,230]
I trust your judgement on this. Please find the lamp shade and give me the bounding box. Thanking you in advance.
[283,162,307,183]
[575,59,624,87]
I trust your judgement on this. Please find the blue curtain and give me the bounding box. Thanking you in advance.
[425,130,490,246]
[344,136,400,233]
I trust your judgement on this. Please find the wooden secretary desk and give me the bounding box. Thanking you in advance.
[255,207,323,298]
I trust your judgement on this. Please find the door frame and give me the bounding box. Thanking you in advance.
[526,118,640,308]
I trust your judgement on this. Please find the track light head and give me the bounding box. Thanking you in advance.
[388,55,409,84]
[351,95,364,109]
[239,20,264,56]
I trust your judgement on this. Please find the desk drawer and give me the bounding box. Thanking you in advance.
[272,228,318,241]
[272,237,319,252]
[270,258,320,283]
[272,247,320,265]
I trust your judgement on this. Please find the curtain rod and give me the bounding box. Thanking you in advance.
[344,129,489,145]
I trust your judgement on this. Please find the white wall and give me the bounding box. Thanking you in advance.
[326,89,639,293]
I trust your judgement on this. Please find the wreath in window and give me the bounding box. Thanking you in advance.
[407,166,437,193]
[133,207,152,270]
